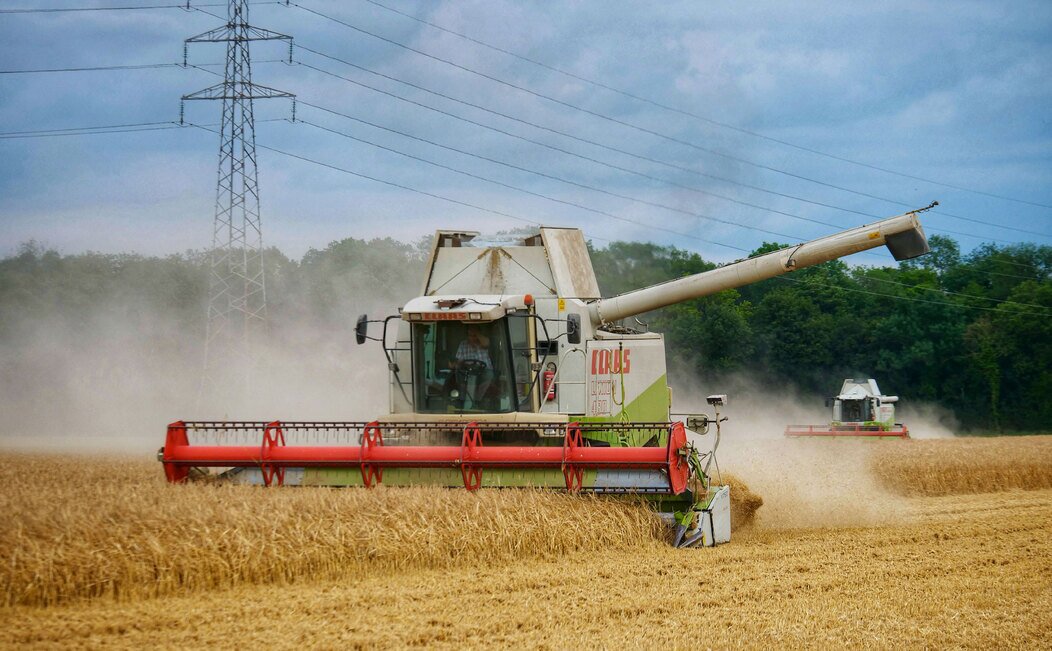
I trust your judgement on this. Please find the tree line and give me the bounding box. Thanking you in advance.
[1,234,1048,432]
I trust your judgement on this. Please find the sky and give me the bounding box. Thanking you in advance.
[1,0,1051,264]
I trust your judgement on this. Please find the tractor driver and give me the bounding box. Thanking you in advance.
[448,325,493,406]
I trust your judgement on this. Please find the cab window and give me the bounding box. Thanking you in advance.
[412,320,517,413]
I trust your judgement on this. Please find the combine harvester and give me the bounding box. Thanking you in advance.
[161,209,930,547]
[785,378,910,439]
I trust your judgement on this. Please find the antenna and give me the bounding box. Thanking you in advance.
[182,0,295,408]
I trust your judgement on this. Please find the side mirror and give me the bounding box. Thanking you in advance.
[566,313,581,344]
[355,314,368,345]
[686,414,710,435]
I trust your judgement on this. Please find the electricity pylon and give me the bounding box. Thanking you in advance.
[182,0,294,409]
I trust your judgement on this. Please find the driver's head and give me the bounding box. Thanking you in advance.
[465,325,480,342]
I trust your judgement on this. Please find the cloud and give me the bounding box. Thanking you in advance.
[1,0,1049,259]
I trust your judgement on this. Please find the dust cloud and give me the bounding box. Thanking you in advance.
[896,401,958,439]
[0,271,406,455]
[671,373,949,530]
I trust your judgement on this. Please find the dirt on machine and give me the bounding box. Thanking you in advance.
[785,378,910,439]
[161,208,932,547]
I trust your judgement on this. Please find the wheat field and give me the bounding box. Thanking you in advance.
[2,436,1051,648]
[873,436,1052,496]
[0,454,671,607]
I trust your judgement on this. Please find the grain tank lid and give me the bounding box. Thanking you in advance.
[837,385,872,400]
[540,227,601,299]
[434,231,480,247]
[837,378,882,400]
[422,230,558,297]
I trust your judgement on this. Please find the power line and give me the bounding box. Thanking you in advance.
[299,100,1052,273]
[778,275,1050,316]
[0,3,188,12]
[356,0,1052,212]
[298,101,818,243]
[6,45,1035,241]
[0,126,180,139]
[294,51,895,221]
[296,57,997,278]
[3,63,1040,278]
[299,113,1048,297]
[292,47,1044,245]
[0,2,277,14]
[296,62,848,233]
[292,97,1047,282]
[292,56,1052,279]
[0,124,182,138]
[296,117,748,252]
[844,247,1043,282]
[0,117,288,139]
[9,115,1023,286]
[9,3,1044,227]
[292,5,883,200]
[289,3,1052,237]
[1,117,1041,291]
[299,110,1049,312]
[184,121,595,239]
[0,60,286,74]
[0,120,175,136]
[10,116,1033,310]
[263,120,1052,310]
[859,275,1051,312]
[1,63,181,74]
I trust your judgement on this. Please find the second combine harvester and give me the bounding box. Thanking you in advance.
[161,209,931,547]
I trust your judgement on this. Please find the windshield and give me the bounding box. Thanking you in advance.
[412,320,518,413]
[840,399,871,422]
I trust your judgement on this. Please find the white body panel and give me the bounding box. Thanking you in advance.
[540,227,601,299]
[585,334,666,419]
[702,485,732,546]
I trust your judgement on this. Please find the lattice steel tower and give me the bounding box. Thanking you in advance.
[182,0,294,405]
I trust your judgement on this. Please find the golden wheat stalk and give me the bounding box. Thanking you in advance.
[2,454,679,607]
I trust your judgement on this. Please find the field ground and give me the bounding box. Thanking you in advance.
[2,437,1051,648]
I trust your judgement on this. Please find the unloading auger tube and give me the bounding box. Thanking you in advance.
[589,207,932,325]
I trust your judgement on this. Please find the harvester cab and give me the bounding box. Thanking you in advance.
[382,227,676,432]
[161,208,932,547]
[785,378,910,439]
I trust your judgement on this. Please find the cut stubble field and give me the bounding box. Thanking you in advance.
[2,436,1051,648]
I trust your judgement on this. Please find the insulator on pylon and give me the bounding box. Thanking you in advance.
[290,98,296,123]
[179,100,185,126]
[182,43,188,67]
[288,41,294,64]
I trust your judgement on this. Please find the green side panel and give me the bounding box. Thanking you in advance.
[302,466,599,488]
[579,374,670,447]
[832,420,895,431]
[644,491,696,513]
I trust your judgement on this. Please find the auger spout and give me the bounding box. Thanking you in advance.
[588,208,931,325]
